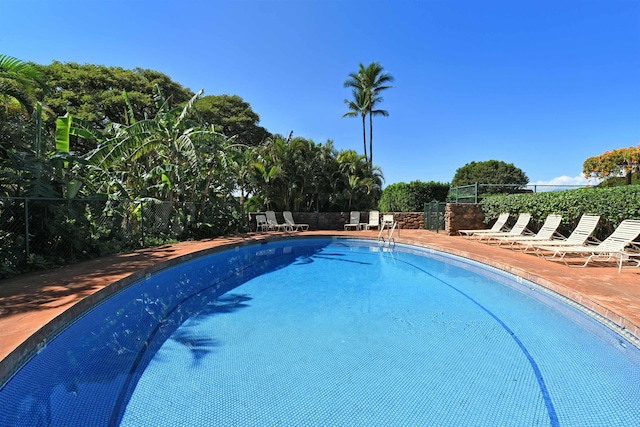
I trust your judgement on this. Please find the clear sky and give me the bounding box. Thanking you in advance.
[2,0,639,188]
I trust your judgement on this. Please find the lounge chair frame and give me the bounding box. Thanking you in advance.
[365,211,380,230]
[493,214,563,249]
[283,211,309,231]
[344,211,361,230]
[459,213,510,238]
[526,214,601,254]
[255,214,269,232]
[536,219,640,268]
[477,213,533,242]
[265,211,291,231]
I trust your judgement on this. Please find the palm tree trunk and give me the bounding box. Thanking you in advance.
[369,112,373,167]
[361,115,367,160]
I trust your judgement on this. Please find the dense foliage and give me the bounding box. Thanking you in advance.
[0,54,48,115]
[451,160,529,194]
[195,94,270,146]
[378,180,449,212]
[0,57,385,277]
[245,135,382,213]
[480,186,640,239]
[597,175,640,187]
[583,144,640,185]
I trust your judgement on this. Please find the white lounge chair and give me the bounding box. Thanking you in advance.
[493,214,563,249]
[459,213,510,238]
[535,219,640,267]
[344,211,361,230]
[255,214,269,232]
[477,213,533,242]
[265,211,290,231]
[526,214,600,253]
[382,214,395,228]
[365,211,380,230]
[283,211,309,231]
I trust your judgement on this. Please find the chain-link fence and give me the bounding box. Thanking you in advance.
[0,197,242,279]
[448,183,590,203]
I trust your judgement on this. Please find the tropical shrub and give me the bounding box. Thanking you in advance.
[480,185,640,239]
[378,180,449,212]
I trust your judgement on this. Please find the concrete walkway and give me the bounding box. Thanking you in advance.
[1,229,639,383]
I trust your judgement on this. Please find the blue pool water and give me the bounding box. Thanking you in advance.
[1,238,639,426]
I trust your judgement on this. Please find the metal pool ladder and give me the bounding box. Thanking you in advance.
[378,215,397,246]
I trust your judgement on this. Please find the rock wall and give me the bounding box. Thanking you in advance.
[390,212,424,229]
[248,211,426,231]
[249,207,492,235]
[445,204,485,236]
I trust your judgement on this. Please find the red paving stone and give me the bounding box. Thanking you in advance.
[1,229,639,383]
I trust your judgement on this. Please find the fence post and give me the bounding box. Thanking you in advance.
[24,197,30,259]
[474,183,478,204]
[140,201,145,248]
[423,202,427,229]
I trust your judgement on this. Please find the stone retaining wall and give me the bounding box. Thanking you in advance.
[250,207,492,235]
[248,211,427,231]
[445,204,486,236]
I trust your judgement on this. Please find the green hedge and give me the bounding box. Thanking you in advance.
[379,180,449,212]
[480,185,640,239]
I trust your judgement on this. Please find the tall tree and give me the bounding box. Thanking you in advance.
[343,62,394,166]
[451,160,529,194]
[0,54,48,115]
[35,62,194,155]
[583,145,640,185]
[194,94,270,146]
[342,87,369,160]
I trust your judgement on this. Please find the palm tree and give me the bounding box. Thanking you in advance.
[0,54,47,115]
[342,87,369,161]
[343,62,394,167]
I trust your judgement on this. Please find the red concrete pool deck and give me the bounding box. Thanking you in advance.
[1,229,639,383]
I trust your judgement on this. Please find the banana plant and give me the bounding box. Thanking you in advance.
[85,86,225,202]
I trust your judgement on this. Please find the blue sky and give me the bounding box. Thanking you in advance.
[2,0,639,188]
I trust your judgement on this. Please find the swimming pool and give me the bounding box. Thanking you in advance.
[1,238,639,426]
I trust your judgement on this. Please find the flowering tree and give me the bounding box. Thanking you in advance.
[583,144,640,185]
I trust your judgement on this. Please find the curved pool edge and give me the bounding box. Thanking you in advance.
[0,234,281,386]
[392,235,640,348]
[2,231,639,387]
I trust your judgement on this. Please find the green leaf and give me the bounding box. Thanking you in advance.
[66,179,83,199]
[55,114,71,153]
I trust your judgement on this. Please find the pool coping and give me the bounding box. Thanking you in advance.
[1,230,639,386]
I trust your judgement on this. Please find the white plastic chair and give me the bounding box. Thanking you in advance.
[344,211,361,230]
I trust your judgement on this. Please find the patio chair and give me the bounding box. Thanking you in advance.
[459,213,510,238]
[265,210,290,231]
[526,214,601,253]
[382,214,395,228]
[535,219,640,267]
[255,214,269,232]
[344,211,361,230]
[476,213,533,242]
[365,210,380,230]
[283,211,309,231]
[492,214,563,249]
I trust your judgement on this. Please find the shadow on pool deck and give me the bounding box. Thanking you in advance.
[1,229,639,383]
